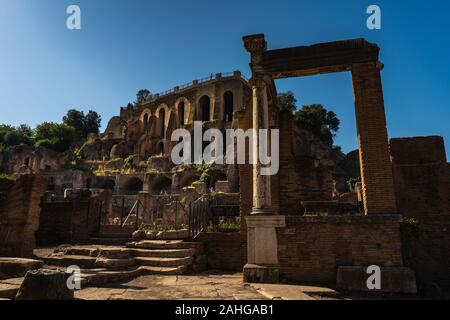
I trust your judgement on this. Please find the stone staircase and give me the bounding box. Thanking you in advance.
[38,240,206,287]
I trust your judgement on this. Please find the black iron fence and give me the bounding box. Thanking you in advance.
[188,195,211,239]
[188,194,241,238]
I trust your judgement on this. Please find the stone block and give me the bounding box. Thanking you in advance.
[336,266,417,294]
[15,269,74,300]
[0,258,44,280]
[243,264,279,284]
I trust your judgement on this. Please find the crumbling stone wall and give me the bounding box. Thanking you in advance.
[276,215,404,283]
[0,175,48,257]
[390,136,450,224]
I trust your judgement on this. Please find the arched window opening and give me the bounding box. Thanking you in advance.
[199,96,211,122]
[159,109,166,137]
[224,91,234,122]
[122,177,143,195]
[158,142,164,156]
[143,113,149,130]
[151,177,172,195]
[178,102,185,126]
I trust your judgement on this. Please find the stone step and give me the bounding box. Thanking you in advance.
[134,256,193,268]
[0,278,23,300]
[94,257,135,269]
[44,255,135,269]
[44,255,97,268]
[127,240,203,253]
[56,247,99,257]
[79,265,185,287]
[129,248,195,258]
[57,246,131,259]
[0,258,44,280]
[79,268,142,287]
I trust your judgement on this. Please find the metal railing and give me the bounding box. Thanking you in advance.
[121,199,151,230]
[188,195,211,239]
[145,71,249,102]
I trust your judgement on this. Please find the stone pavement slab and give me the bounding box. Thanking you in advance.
[75,272,269,300]
[250,283,316,300]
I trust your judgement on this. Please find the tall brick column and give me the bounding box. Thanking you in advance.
[352,62,397,215]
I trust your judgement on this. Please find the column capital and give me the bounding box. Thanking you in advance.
[243,34,267,72]
[243,34,267,56]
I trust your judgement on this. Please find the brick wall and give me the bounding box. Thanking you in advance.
[37,197,102,246]
[390,136,450,224]
[390,136,447,166]
[277,111,334,215]
[277,215,404,283]
[196,232,246,271]
[402,224,450,286]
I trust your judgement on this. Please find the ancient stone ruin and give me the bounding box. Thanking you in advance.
[0,34,449,300]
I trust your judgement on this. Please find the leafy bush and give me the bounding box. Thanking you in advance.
[208,217,241,233]
[347,177,361,192]
[0,173,15,180]
[124,155,134,167]
[34,122,75,152]
[0,124,33,147]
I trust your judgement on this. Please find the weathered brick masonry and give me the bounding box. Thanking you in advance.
[402,224,450,286]
[196,232,246,271]
[37,197,102,245]
[276,215,404,283]
[351,62,397,215]
[390,136,450,225]
[0,175,48,257]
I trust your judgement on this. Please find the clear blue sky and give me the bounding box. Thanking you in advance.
[1,0,449,154]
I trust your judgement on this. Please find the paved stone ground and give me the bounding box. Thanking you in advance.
[73,271,334,300]
[74,272,273,300]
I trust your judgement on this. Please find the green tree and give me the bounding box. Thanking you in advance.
[0,125,14,144]
[34,122,75,152]
[62,109,102,139]
[85,110,101,135]
[0,124,33,146]
[276,91,297,113]
[294,104,340,146]
[134,89,152,106]
[63,109,86,139]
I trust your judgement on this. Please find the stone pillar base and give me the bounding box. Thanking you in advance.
[243,264,280,284]
[244,216,285,284]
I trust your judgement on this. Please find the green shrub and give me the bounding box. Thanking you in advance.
[34,122,75,152]
[124,155,134,167]
[0,173,15,180]
[208,217,241,233]
[347,177,361,192]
